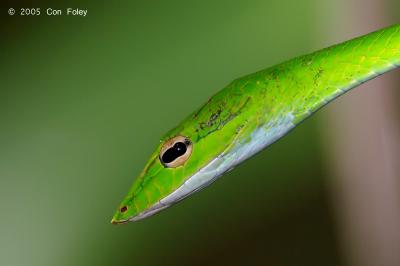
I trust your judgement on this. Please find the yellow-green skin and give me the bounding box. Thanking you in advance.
[112,24,400,223]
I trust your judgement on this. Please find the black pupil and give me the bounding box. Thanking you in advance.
[161,142,187,164]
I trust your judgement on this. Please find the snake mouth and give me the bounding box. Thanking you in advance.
[112,145,236,224]
[127,204,170,222]
[125,149,233,222]
[110,218,129,224]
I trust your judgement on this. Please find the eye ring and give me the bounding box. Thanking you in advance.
[159,135,193,168]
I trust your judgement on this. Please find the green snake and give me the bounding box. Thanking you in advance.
[112,24,400,223]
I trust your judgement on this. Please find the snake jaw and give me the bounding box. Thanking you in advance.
[123,117,296,222]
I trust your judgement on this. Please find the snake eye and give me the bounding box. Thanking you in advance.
[160,136,193,168]
[120,206,128,213]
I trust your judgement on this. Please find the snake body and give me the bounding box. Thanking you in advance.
[112,24,400,223]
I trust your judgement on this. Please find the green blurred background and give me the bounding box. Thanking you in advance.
[0,1,398,266]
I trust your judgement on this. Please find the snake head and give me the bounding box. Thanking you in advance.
[111,82,255,223]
